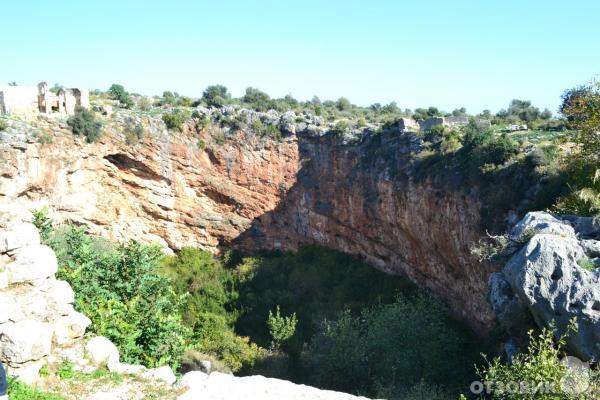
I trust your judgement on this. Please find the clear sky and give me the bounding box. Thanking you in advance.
[2,0,599,114]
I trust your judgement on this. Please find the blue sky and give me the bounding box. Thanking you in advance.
[2,0,599,114]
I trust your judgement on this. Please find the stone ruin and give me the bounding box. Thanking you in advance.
[0,82,89,115]
[417,116,492,132]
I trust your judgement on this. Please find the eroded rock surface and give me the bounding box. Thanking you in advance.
[0,205,90,383]
[490,212,600,361]
[0,110,495,331]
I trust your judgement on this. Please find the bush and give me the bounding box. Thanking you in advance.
[304,294,478,397]
[7,378,65,400]
[162,109,190,132]
[67,108,103,143]
[267,306,297,349]
[160,248,264,371]
[477,321,598,399]
[332,120,350,136]
[124,121,144,145]
[202,85,230,108]
[0,119,8,131]
[108,84,134,109]
[47,227,191,369]
[250,120,282,140]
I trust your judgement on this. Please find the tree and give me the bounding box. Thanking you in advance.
[108,83,134,109]
[540,108,553,120]
[381,101,400,114]
[283,94,298,107]
[202,85,230,107]
[507,99,540,122]
[561,82,600,158]
[452,107,467,117]
[336,97,351,111]
[160,91,177,106]
[242,87,271,111]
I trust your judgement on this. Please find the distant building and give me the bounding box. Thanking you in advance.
[419,116,491,132]
[418,117,445,132]
[476,119,492,129]
[0,82,89,115]
[398,117,419,133]
[445,115,469,127]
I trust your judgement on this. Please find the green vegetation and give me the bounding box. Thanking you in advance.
[108,83,134,109]
[305,295,480,398]
[162,109,191,132]
[34,211,487,397]
[0,119,8,131]
[124,119,144,145]
[267,306,297,349]
[160,247,264,372]
[202,85,231,107]
[7,378,65,400]
[250,120,281,140]
[477,321,599,399]
[553,81,600,216]
[39,220,191,370]
[158,91,193,107]
[66,108,103,143]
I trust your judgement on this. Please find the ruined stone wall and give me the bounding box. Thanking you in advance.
[0,86,39,115]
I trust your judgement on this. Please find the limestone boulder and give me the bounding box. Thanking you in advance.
[509,211,575,242]
[0,320,53,363]
[492,212,600,362]
[53,311,92,345]
[86,336,120,368]
[0,292,20,323]
[502,234,600,361]
[5,244,57,284]
[0,222,40,253]
[142,365,176,385]
[176,372,371,400]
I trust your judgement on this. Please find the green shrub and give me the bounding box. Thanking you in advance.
[250,120,281,140]
[160,248,264,372]
[108,83,134,109]
[202,85,230,108]
[38,132,53,145]
[267,306,297,349]
[7,377,65,400]
[332,120,350,136]
[162,109,190,132]
[304,294,478,397]
[124,122,144,145]
[0,119,8,131]
[67,108,103,143]
[49,227,191,369]
[477,321,598,399]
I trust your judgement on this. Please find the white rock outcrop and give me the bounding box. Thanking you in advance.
[86,336,120,368]
[0,205,90,383]
[176,371,371,400]
[490,211,600,361]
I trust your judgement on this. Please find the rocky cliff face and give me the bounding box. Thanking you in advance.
[0,110,495,332]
